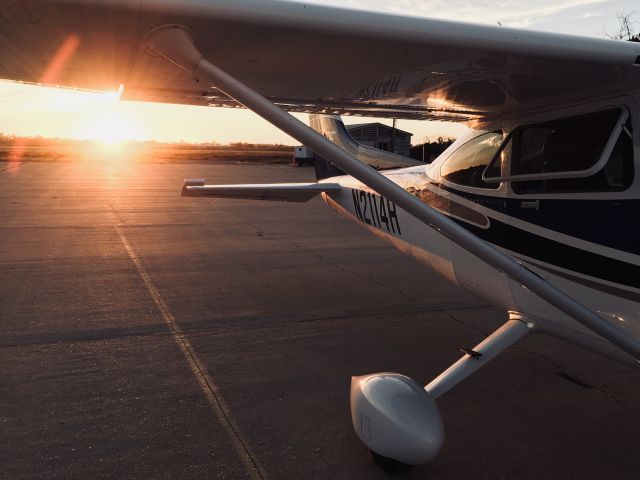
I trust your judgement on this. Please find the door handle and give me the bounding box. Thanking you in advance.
[520,200,540,211]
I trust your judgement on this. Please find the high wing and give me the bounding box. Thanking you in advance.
[1,0,639,123]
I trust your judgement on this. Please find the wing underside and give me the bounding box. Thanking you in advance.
[0,0,639,122]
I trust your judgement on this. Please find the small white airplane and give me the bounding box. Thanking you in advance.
[2,0,639,473]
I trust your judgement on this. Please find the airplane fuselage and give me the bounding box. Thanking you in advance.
[321,99,640,368]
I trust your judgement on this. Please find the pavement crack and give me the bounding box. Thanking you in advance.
[1,307,489,350]
[513,346,640,415]
[558,371,595,389]
[449,314,490,337]
[244,220,266,239]
[0,162,24,173]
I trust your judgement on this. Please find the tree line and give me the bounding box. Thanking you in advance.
[409,137,455,163]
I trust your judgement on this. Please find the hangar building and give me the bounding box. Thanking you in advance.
[346,122,413,157]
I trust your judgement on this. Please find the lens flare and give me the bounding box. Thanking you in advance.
[79,111,141,145]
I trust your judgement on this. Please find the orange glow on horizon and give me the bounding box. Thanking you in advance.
[0,80,466,146]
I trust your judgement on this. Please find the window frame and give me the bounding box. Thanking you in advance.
[438,130,504,190]
[481,107,629,184]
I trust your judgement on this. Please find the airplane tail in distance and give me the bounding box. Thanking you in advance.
[309,114,423,180]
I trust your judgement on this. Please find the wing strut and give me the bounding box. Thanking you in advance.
[146,25,640,362]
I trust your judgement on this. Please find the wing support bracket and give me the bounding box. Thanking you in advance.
[145,24,640,362]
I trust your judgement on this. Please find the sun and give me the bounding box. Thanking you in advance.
[79,110,142,145]
[68,87,145,147]
[78,108,142,145]
[72,95,147,160]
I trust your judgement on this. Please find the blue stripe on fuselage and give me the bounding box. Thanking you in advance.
[436,184,640,256]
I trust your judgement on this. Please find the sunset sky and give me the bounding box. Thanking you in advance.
[0,0,636,145]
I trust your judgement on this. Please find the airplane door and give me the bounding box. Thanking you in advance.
[500,102,637,320]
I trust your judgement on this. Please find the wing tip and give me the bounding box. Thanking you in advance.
[182,178,206,197]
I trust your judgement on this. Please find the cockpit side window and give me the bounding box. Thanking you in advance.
[510,109,634,193]
[440,132,502,189]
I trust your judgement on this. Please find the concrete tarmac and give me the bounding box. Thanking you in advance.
[1,160,638,479]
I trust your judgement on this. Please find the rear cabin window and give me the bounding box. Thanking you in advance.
[508,109,634,193]
[440,132,502,189]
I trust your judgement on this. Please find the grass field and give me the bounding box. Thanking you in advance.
[0,140,294,165]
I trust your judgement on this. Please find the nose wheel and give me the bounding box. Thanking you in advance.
[351,318,532,472]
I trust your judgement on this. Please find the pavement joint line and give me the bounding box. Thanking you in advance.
[0,304,491,349]
[114,224,268,480]
[0,162,24,173]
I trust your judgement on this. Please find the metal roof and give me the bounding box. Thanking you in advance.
[346,123,413,137]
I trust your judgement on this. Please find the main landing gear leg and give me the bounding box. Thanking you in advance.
[350,315,532,472]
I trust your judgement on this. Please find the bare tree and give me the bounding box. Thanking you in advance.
[605,12,640,42]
